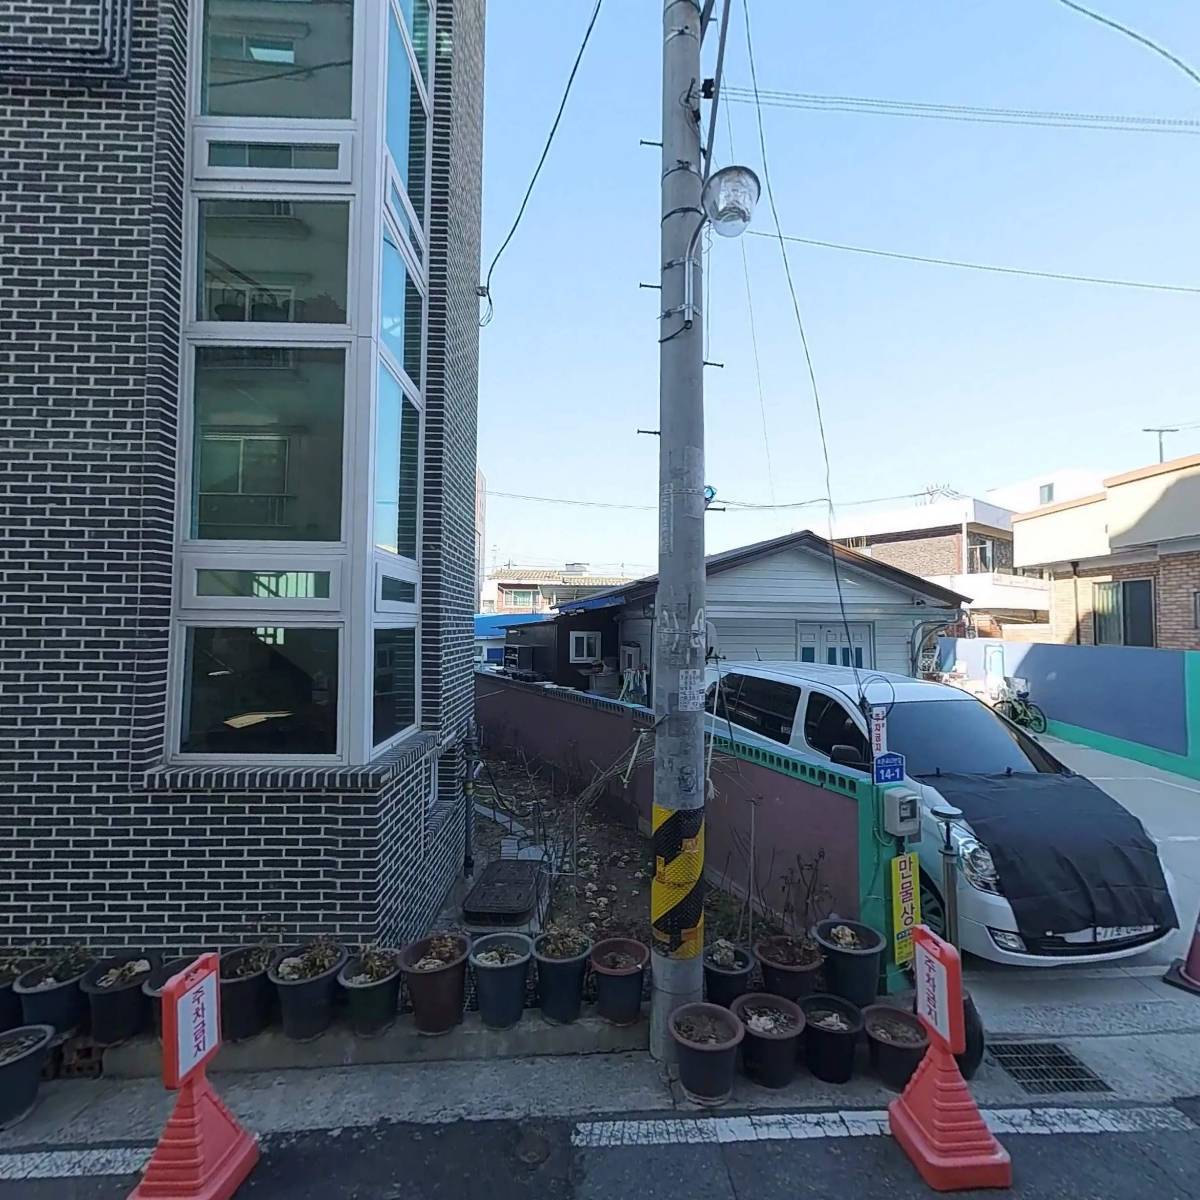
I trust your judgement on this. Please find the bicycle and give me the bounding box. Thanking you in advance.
[995,688,1047,734]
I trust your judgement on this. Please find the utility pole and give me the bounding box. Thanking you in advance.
[650,0,707,1060]
[1143,427,1178,463]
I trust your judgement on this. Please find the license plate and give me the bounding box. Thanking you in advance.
[1096,924,1154,942]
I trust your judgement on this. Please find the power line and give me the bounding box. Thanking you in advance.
[745,230,1200,295]
[741,0,863,702]
[486,486,955,514]
[722,85,1200,134]
[487,490,653,511]
[1055,0,1200,89]
[478,0,604,327]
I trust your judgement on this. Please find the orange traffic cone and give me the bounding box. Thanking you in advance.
[889,1040,1011,1192]
[129,1071,259,1200]
[1164,903,1200,997]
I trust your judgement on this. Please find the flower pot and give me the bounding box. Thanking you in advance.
[590,938,648,1026]
[220,947,275,1042]
[469,934,532,1031]
[338,953,403,1037]
[813,919,885,1008]
[912,987,985,1080]
[800,993,864,1084]
[268,943,348,1042]
[142,958,195,1039]
[669,1001,745,1106]
[14,957,95,1037]
[703,945,753,1008]
[730,993,805,1090]
[80,952,160,1046]
[533,933,592,1025]
[1,961,42,1034]
[863,1004,929,1091]
[753,936,821,1002]
[400,934,469,1036]
[0,1025,54,1130]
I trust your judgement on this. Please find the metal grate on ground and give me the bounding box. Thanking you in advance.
[989,1040,1113,1095]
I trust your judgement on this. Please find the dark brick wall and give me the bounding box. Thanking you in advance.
[856,526,963,577]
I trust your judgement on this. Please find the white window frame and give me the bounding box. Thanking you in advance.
[169,618,346,765]
[569,631,602,664]
[382,0,432,261]
[371,617,422,753]
[180,552,343,612]
[374,560,419,614]
[194,128,354,183]
[378,210,427,395]
[371,356,424,565]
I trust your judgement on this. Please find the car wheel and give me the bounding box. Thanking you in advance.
[920,874,947,938]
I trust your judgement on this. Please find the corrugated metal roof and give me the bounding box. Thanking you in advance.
[491,569,634,586]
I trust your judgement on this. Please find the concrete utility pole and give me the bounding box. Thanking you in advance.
[650,0,708,1060]
[1143,426,1178,463]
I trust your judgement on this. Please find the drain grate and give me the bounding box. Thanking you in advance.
[990,1041,1112,1095]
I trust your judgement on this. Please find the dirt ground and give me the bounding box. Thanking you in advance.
[474,750,777,948]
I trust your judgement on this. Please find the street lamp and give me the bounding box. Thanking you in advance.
[682,165,760,326]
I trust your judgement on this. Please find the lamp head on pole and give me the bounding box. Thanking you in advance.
[701,165,761,238]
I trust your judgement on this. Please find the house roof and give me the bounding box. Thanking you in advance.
[474,613,548,638]
[490,569,634,587]
[557,529,969,611]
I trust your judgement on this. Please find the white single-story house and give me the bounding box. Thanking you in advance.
[537,530,966,694]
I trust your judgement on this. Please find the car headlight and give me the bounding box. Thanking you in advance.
[957,835,1000,894]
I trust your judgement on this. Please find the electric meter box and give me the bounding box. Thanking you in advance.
[883,787,921,838]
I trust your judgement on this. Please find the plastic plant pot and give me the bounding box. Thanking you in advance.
[800,993,864,1084]
[0,1025,54,1130]
[142,958,194,1039]
[669,1001,745,1106]
[589,938,649,1026]
[219,947,276,1042]
[730,992,805,1089]
[268,943,348,1042]
[400,933,470,1036]
[80,952,160,1046]
[863,1004,929,1091]
[912,987,986,1080]
[753,936,822,1002]
[14,956,95,1037]
[813,919,885,1008]
[470,934,533,1031]
[0,960,42,1035]
[533,933,592,1025]
[703,945,753,1008]
[338,952,403,1037]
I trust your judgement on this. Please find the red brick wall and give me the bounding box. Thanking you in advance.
[860,527,963,576]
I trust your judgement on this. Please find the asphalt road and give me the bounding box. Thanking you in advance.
[8,1107,1200,1200]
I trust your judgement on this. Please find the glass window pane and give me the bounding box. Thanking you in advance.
[196,569,331,599]
[386,7,428,227]
[1094,581,1121,646]
[208,141,340,170]
[201,0,353,119]
[381,576,416,602]
[193,346,345,542]
[374,627,416,744]
[380,229,424,383]
[374,365,420,558]
[180,626,338,754]
[199,200,349,324]
[395,0,430,81]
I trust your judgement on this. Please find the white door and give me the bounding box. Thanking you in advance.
[796,622,873,668]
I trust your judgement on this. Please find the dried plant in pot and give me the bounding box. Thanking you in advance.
[863,1004,929,1091]
[669,1002,745,1107]
[142,958,195,1040]
[0,1024,55,1130]
[702,939,753,1008]
[469,934,533,1031]
[338,946,403,1037]
[813,919,886,1008]
[730,992,805,1089]
[80,952,161,1045]
[532,927,592,1025]
[399,933,470,1036]
[0,953,44,1035]
[268,938,348,1041]
[753,935,822,1002]
[589,938,649,1026]
[800,993,864,1084]
[13,947,95,1037]
[219,944,277,1042]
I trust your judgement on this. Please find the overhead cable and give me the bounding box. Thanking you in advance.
[1055,0,1200,89]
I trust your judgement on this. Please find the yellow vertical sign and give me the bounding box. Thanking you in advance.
[891,851,921,966]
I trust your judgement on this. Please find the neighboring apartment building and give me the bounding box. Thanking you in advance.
[983,468,1104,514]
[481,565,635,615]
[0,0,485,949]
[833,496,1050,638]
[1013,453,1200,650]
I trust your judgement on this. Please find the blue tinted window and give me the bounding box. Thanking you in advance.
[374,366,420,559]
[380,230,423,384]
[386,6,427,224]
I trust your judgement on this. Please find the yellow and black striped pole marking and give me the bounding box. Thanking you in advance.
[651,804,705,958]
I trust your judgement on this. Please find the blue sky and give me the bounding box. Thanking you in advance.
[477,1,1200,574]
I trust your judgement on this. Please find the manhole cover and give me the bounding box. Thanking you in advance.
[990,1041,1113,1095]
[462,859,541,924]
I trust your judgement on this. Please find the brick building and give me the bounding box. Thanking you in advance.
[0,0,485,950]
[480,565,635,615]
[1013,454,1200,650]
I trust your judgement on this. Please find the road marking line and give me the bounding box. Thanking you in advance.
[571,1106,1196,1148]
[1090,776,1200,795]
[0,1147,151,1181]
